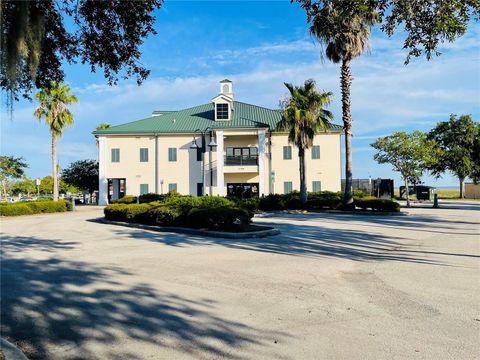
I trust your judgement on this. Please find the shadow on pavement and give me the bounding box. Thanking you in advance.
[1,235,284,360]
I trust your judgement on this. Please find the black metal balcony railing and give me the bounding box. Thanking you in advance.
[225,155,258,166]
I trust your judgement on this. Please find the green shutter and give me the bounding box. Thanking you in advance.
[168,148,177,162]
[140,184,149,195]
[111,148,120,162]
[312,181,321,192]
[312,145,320,159]
[284,181,292,194]
[283,146,292,160]
[140,148,148,162]
[168,183,177,192]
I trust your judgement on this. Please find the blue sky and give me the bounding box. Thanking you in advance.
[1,1,479,187]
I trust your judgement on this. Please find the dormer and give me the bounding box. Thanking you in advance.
[212,79,234,121]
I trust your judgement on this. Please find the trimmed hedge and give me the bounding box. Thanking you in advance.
[109,190,400,214]
[354,198,401,212]
[0,200,73,216]
[104,202,252,230]
[186,207,252,230]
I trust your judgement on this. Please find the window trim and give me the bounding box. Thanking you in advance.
[140,183,149,195]
[283,146,292,160]
[284,181,293,194]
[312,145,320,160]
[216,103,229,120]
[111,148,120,163]
[168,148,177,162]
[140,148,149,162]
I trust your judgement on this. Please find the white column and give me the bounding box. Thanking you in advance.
[258,129,266,196]
[216,130,224,196]
[98,136,109,205]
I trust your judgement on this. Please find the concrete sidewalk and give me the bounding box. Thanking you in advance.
[1,201,479,359]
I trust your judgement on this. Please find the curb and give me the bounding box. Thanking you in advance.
[255,210,407,217]
[98,218,280,239]
[1,338,29,360]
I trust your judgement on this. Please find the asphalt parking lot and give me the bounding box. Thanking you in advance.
[1,201,479,359]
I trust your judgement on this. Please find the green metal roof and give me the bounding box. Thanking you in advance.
[93,101,343,135]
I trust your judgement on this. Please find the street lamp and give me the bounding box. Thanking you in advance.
[190,127,217,196]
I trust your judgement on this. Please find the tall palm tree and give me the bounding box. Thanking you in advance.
[277,79,333,205]
[34,81,78,201]
[309,1,378,207]
[95,123,111,146]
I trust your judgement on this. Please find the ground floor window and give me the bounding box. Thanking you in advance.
[197,183,204,196]
[168,183,177,193]
[284,181,293,194]
[227,183,259,198]
[312,181,321,192]
[140,183,149,195]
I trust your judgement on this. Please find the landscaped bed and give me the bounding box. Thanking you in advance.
[103,191,400,234]
[0,199,73,216]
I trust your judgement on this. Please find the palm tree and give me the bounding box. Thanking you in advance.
[309,2,378,207]
[95,123,111,146]
[34,81,78,201]
[277,79,333,205]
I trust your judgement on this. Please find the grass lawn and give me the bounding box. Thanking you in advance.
[436,189,460,199]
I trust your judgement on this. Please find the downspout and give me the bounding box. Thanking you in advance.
[209,131,213,196]
[155,134,159,194]
[268,128,273,195]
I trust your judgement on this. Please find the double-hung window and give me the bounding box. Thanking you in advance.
[312,145,320,159]
[140,148,149,162]
[111,148,120,163]
[283,146,292,160]
[284,181,293,194]
[168,148,177,162]
[312,181,321,192]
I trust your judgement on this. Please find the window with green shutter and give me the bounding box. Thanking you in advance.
[168,148,177,162]
[168,183,177,192]
[140,184,149,195]
[140,148,149,162]
[283,146,292,160]
[284,181,293,194]
[111,148,120,163]
[312,145,320,159]
[312,181,321,192]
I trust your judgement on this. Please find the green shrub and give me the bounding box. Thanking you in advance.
[284,193,302,210]
[227,197,260,212]
[259,194,286,211]
[354,199,400,212]
[0,199,72,216]
[124,204,153,222]
[352,190,368,198]
[305,191,343,210]
[111,195,137,204]
[0,204,34,216]
[139,193,166,203]
[104,204,130,221]
[146,206,182,226]
[186,207,253,230]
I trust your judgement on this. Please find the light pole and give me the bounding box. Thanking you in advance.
[36,178,41,198]
[190,127,217,196]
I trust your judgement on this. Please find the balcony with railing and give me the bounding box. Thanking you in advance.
[223,147,259,173]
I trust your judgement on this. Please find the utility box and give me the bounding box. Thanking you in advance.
[415,186,436,201]
[399,186,416,199]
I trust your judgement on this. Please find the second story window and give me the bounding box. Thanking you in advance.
[216,103,229,120]
[283,146,292,160]
[312,145,320,159]
[168,148,177,162]
[225,147,258,166]
[140,148,149,162]
[111,148,120,163]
